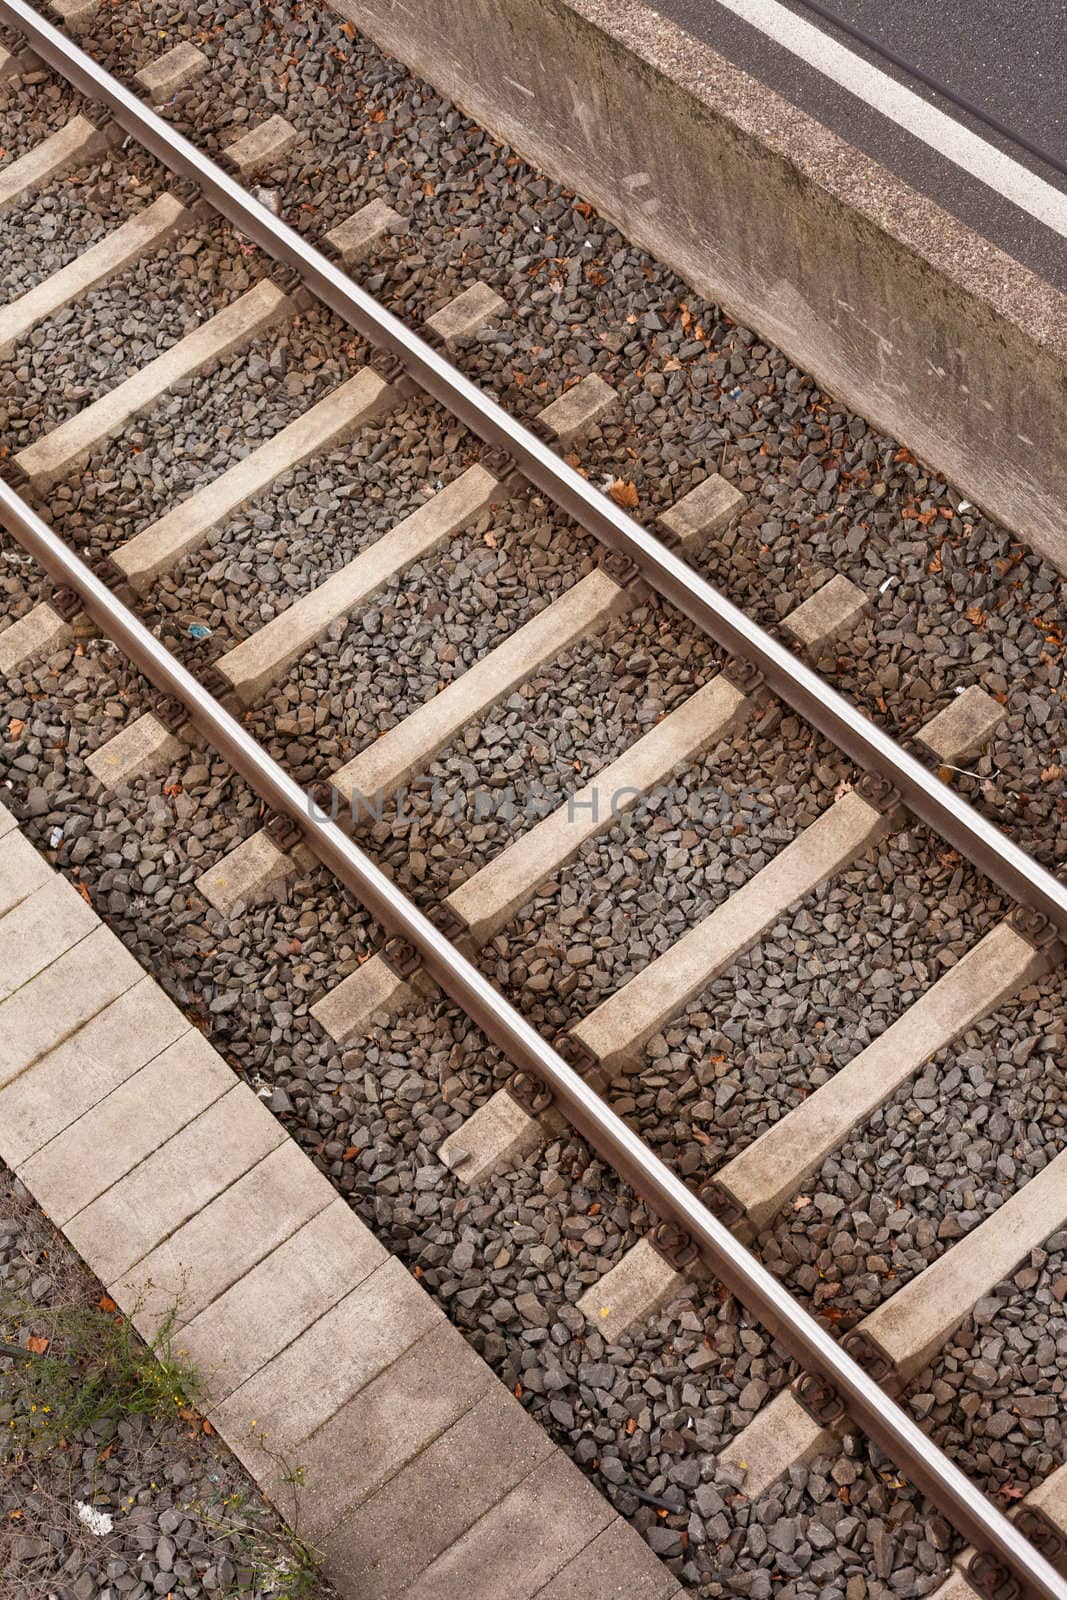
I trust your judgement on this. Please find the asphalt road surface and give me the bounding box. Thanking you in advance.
[647,0,1067,289]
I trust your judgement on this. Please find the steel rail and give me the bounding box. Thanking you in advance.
[2,0,1066,941]
[2,476,1065,1600]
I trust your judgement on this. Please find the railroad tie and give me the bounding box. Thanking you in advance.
[311,671,753,1051]
[133,41,209,103]
[424,281,507,345]
[197,560,636,918]
[720,1144,1067,1497]
[0,799,685,1600]
[537,372,618,444]
[224,114,301,175]
[0,192,192,356]
[324,198,408,263]
[214,463,501,703]
[711,916,1056,1237]
[928,1461,1067,1599]
[566,784,895,1077]
[0,597,74,675]
[657,473,747,548]
[13,277,293,490]
[782,572,871,653]
[0,113,111,215]
[112,368,396,588]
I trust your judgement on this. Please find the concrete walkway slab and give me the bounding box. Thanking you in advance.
[0,977,186,1167]
[0,922,144,1089]
[18,1029,232,1226]
[322,1384,555,1600]
[64,1085,286,1283]
[0,826,53,915]
[0,872,97,1001]
[213,1255,443,1463]
[115,1139,336,1335]
[179,1197,387,1404]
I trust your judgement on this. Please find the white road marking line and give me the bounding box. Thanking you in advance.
[710,0,1067,238]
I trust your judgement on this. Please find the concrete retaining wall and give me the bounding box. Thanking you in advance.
[329,0,1067,573]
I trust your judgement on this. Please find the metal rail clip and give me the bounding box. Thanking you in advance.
[506,1070,554,1117]
[649,1219,700,1272]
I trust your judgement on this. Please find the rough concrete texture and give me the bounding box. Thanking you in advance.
[0,601,71,674]
[783,572,871,651]
[134,40,209,102]
[537,372,618,443]
[0,114,104,213]
[425,280,507,343]
[325,196,408,260]
[196,827,296,915]
[225,112,300,172]
[330,0,1067,571]
[576,1237,685,1342]
[86,711,185,789]
[918,683,1008,763]
[657,472,745,544]
[438,1086,547,1185]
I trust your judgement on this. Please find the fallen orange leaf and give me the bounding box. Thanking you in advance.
[27,1335,49,1355]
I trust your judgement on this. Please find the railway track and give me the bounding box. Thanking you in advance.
[1,3,1066,1595]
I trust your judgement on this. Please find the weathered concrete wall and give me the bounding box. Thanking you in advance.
[330,0,1067,573]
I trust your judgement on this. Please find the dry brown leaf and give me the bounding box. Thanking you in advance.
[26,1335,49,1355]
[965,605,987,627]
[609,479,639,509]
[8,718,25,740]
